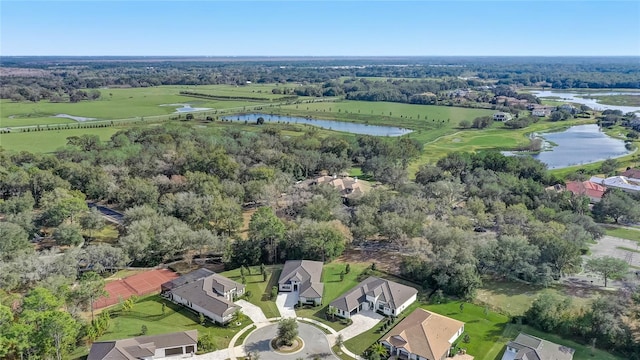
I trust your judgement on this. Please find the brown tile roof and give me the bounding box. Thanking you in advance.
[383,309,464,360]
[565,181,606,199]
[88,330,198,360]
[383,309,464,359]
[622,168,640,179]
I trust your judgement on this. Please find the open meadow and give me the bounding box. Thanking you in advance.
[2,87,630,179]
[0,84,291,128]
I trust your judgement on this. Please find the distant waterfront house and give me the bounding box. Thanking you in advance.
[531,106,553,117]
[161,269,244,324]
[565,180,606,203]
[493,112,513,122]
[329,276,417,319]
[559,104,577,114]
[381,308,466,360]
[502,333,574,360]
[278,260,324,305]
[590,175,640,193]
[88,330,198,360]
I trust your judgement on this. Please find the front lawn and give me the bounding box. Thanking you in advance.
[99,294,250,350]
[344,301,510,360]
[220,265,282,319]
[295,262,368,331]
[604,225,640,243]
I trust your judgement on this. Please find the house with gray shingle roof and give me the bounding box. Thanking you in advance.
[88,330,198,359]
[162,269,244,324]
[502,333,575,360]
[278,260,324,305]
[329,276,417,319]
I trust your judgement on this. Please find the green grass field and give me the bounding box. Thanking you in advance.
[98,294,249,349]
[344,300,510,360]
[604,225,640,243]
[344,299,620,360]
[220,265,282,319]
[583,94,640,107]
[0,84,292,128]
[0,126,121,153]
[475,280,594,317]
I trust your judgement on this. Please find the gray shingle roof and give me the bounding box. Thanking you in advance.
[170,278,240,318]
[507,333,575,360]
[278,260,324,299]
[329,276,417,313]
[88,330,198,360]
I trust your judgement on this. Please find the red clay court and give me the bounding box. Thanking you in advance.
[94,269,178,309]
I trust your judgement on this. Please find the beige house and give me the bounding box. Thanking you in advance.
[329,276,417,319]
[88,330,198,359]
[502,333,574,360]
[278,260,324,305]
[162,269,244,324]
[381,308,465,360]
[314,175,364,200]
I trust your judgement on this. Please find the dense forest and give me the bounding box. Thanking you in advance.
[1,57,639,103]
[2,120,640,357]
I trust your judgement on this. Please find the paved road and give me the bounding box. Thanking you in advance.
[588,235,640,269]
[244,323,338,360]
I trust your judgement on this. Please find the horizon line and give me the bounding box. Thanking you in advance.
[2,55,639,58]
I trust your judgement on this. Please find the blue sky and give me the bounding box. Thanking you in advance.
[1,1,639,56]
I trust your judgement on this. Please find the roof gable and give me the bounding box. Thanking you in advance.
[278,260,324,298]
[382,309,464,360]
[330,277,417,312]
[88,330,198,360]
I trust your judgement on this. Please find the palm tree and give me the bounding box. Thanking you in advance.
[368,342,388,360]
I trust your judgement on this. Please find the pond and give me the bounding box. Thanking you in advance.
[531,90,640,113]
[527,124,631,169]
[52,114,96,122]
[222,114,413,137]
[159,103,212,113]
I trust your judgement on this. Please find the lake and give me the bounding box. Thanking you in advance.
[222,114,413,137]
[529,124,631,169]
[531,90,640,113]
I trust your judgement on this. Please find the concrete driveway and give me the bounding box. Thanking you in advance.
[337,310,383,340]
[244,322,338,360]
[236,300,268,323]
[276,292,298,318]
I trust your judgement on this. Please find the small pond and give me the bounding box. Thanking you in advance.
[159,103,212,113]
[516,124,632,169]
[222,114,412,137]
[52,114,96,122]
